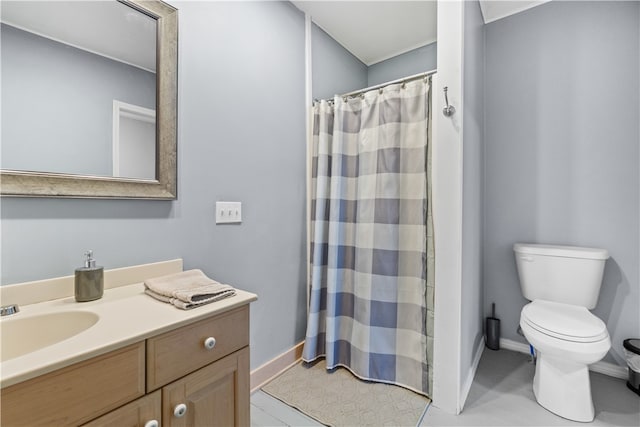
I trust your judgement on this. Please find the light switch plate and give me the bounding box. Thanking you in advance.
[216,201,242,224]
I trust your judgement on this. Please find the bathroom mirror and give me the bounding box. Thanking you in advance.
[0,0,177,199]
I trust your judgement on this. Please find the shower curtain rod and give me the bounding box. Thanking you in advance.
[314,68,437,103]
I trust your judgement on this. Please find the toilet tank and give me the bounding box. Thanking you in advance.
[513,243,609,309]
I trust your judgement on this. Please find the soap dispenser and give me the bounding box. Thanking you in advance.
[75,250,104,302]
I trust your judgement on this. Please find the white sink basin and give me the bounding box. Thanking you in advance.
[0,311,99,362]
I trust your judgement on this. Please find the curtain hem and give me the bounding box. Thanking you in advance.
[301,355,432,399]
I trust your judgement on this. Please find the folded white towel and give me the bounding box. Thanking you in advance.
[144,269,236,310]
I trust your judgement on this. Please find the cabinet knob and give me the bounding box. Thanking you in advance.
[144,421,159,427]
[174,403,187,418]
[204,336,216,350]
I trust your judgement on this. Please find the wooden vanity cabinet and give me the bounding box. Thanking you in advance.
[1,305,250,427]
[148,305,250,427]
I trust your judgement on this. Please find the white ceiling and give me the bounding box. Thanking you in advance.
[292,1,550,66]
[0,1,156,72]
[479,0,551,24]
[292,1,437,66]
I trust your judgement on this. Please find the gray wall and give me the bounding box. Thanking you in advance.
[1,23,155,176]
[0,1,308,370]
[367,42,437,87]
[483,0,640,365]
[461,0,485,380]
[311,23,367,100]
[312,23,436,100]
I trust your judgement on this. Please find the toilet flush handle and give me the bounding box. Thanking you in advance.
[519,255,534,262]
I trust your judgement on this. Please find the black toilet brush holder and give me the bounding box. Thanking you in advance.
[486,303,500,350]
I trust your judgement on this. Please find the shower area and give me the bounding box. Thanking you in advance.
[263,1,483,421]
[301,1,438,399]
[260,9,440,421]
[303,73,435,397]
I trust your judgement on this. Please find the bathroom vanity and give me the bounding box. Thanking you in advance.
[0,260,257,426]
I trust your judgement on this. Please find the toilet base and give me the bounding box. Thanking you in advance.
[533,352,595,422]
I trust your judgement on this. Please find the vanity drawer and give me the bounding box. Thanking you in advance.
[1,342,145,427]
[146,305,249,391]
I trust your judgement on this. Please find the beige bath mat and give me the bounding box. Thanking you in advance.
[262,360,430,426]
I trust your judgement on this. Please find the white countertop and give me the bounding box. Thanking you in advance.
[1,282,257,388]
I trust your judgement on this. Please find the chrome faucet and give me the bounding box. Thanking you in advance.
[0,304,20,316]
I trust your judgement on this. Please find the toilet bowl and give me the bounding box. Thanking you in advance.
[520,300,610,422]
[513,243,610,423]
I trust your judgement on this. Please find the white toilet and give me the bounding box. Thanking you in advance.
[513,243,611,423]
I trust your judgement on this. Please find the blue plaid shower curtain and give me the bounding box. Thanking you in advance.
[303,77,434,396]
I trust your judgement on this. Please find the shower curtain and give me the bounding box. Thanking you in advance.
[302,77,434,396]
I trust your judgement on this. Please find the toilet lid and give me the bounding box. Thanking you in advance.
[522,300,609,343]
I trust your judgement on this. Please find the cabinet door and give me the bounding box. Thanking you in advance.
[162,347,249,427]
[82,390,161,427]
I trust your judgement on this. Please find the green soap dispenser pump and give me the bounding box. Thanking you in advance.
[75,250,104,302]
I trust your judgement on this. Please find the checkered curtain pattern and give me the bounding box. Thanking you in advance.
[303,77,434,397]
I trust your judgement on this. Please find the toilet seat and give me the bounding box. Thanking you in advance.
[522,300,608,343]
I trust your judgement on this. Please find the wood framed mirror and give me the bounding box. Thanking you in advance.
[0,0,177,199]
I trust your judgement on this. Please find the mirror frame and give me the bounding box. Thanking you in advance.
[0,0,178,200]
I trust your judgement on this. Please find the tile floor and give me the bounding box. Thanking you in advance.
[251,391,323,427]
[251,348,640,426]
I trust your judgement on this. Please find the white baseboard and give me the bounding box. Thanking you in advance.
[460,338,485,412]
[499,337,533,354]
[500,338,628,380]
[250,341,305,393]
